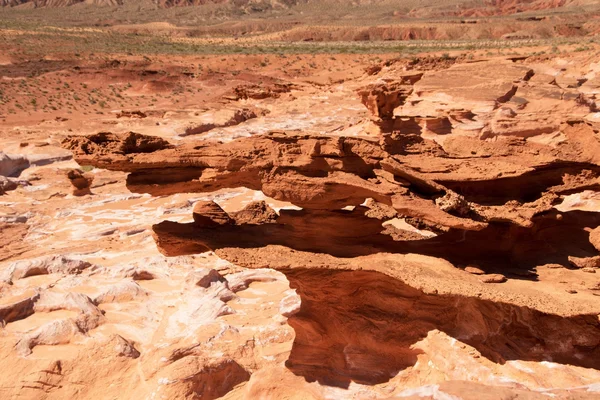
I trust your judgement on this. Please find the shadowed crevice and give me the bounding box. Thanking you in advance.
[282,268,600,388]
[152,207,600,271]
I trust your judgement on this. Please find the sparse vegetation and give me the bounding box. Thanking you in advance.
[0,16,593,57]
[0,4,595,121]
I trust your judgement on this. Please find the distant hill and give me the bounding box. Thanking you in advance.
[0,0,595,14]
[0,0,123,7]
[0,0,289,8]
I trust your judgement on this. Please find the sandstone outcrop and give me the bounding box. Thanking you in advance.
[590,226,600,251]
[0,175,18,194]
[192,201,234,227]
[230,83,293,100]
[49,54,600,398]
[62,113,600,268]
[230,200,278,225]
[181,108,261,137]
[0,152,29,177]
[66,169,94,196]
[1,255,92,283]
[4,49,600,399]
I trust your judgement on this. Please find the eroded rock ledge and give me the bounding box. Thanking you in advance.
[58,56,600,394]
[64,119,600,269]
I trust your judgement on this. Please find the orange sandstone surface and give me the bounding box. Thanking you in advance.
[2,44,600,399]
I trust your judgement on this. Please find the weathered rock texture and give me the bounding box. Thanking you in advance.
[3,51,600,399]
[63,115,600,267]
[56,54,600,398]
[66,169,94,196]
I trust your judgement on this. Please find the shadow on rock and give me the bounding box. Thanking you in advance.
[152,207,600,272]
[282,269,600,388]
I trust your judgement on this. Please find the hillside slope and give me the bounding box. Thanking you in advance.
[0,0,595,14]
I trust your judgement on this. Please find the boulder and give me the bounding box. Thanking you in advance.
[568,255,600,269]
[192,201,233,228]
[110,334,141,358]
[67,169,94,196]
[93,281,148,304]
[589,227,600,252]
[231,201,278,225]
[0,175,18,194]
[464,265,485,275]
[435,191,470,216]
[0,152,29,177]
[186,268,225,288]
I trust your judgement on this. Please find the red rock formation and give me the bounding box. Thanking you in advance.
[192,201,234,227]
[67,169,94,196]
[62,116,600,270]
[5,52,597,399]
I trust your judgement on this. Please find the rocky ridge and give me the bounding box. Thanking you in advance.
[0,0,593,13]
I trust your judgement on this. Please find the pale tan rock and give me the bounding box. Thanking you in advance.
[129,269,155,280]
[0,152,29,177]
[182,108,259,136]
[541,263,565,269]
[1,255,92,283]
[590,226,600,252]
[93,281,148,304]
[186,268,224,288]
[0,175,18,194]
[226,269,281,292]
[16,318,82,356]
[0,294,39,324]
[479,274,507,283]
[465,266,485,275]
[568,255,600,269]
[110,334,140,359]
